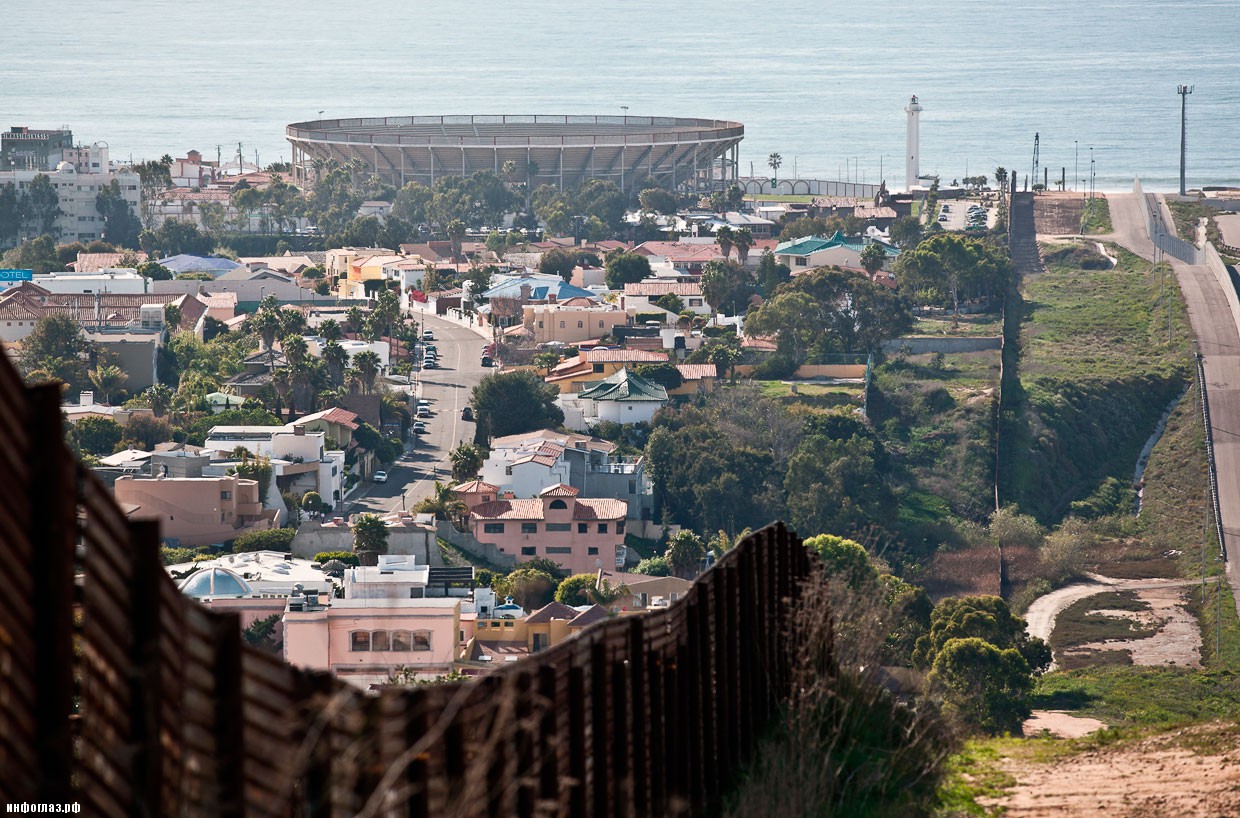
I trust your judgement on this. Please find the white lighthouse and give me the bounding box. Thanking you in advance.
[905,95,922,191]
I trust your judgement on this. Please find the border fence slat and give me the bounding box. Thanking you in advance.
[0,350,820,818]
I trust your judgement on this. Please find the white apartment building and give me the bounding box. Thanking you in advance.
[0,162,141,243]
[203,424,346,510]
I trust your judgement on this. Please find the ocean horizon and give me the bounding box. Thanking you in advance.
[4,0,1238,193]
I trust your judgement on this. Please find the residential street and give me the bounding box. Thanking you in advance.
[346,312,492,517]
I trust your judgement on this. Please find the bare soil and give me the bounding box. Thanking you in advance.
[985,722,1240,818]
[1034,193,1085,235]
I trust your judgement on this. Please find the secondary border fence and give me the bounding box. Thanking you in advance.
[0,351,815,816]
[1194,354,1227,562]
[1134,177,1203,264]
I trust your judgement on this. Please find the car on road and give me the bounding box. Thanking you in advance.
[422,330,435,341]
[480,355,493,367]
[373,470,388,483]
[413,422,428,434]
[461,406,474,421]
[422,358,437,369]
[416,406,432,418]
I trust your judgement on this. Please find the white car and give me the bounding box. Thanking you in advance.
[373,471,388,483]
[422,330,435,341]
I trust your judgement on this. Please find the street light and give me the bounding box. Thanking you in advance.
[1074,141,1078,193]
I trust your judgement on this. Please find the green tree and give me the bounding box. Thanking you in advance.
[887,216,923,249]
[300,491,326,517]
[732,227,755,265]
[446,218,466,258]
[2,234,59,274]
[994,166,1008,191]
[756,250,791,295]
[914,595,1051,673]
[232,528,296,552]
[0,182,23,249]
[146,219,213,256]
[351,513,389,556]
[69,416,123,456]
[533,351,561,375]
[803,534,878,587]
[21,313,94,392]
[633,556,672,576]
[603,251,652,289]
[859,242,887,277]
[120,414,175,450]
[95,179,141,248]
[24,174,62,237]
[665,530,707,578]
[634,362,682,391]
[470,370,564,440]
[241,613,282,653]
[449,443,485,482]
[88,364,128,405]
[929,637,1034,735]
[144,384,173,417]
[767,153,783,185]
[538,248,580,282]
[784,433,891,538]
[136,261,173,280]
[554,573,599,605]
[715,225,735,259]
[653,292,684,314]
[893,233,1010,327]
[352,350,382,394]
[638,186,678,215]
[413,481,468,520]
[493,568,559,611]
[700,259,754,316]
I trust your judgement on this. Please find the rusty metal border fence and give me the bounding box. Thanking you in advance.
[0,355,814,817]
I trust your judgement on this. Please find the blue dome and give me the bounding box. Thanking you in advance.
[178,566,252,599]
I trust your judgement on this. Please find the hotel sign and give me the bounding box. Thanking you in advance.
[0,269,33,281]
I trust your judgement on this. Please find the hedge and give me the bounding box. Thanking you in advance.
[313,551,360,566]
[232,527,296,553]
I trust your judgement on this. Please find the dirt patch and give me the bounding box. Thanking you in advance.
[1034,194,1085,235]
[1022,710,1106,739]
[1062,586,1201,669]
[985,722,1240,817]
[920,546,1001,600]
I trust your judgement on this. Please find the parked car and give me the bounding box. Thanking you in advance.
[422,330,435,341]
[422,359,437,369]
[480,355,494,367]
[461,406,474,421]
[373,471,388,484]
[416,407,432,418]
[413,422,428,434]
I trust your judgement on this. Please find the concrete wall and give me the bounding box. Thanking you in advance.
[882,336,1003,354]
[1204,243,1240,338]
[436,520,517,570]
[734,363,868,379]
[292,520,436,562]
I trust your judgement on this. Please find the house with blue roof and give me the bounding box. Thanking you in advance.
[773,231,899,275]
[480,273,598,303]
[158,254,244,278]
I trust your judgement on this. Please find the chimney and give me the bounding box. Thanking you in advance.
[293,425,305,436]
[548,292,557,304]
[80,391,94,406]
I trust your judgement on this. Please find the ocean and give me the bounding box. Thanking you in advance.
[4,0,1239,192]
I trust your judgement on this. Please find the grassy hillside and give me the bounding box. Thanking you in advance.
[1007,243,1193,522]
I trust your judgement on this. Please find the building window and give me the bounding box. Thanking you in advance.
[521,546,537,555]
[505,466,513,475]
[689,299,703,306]
[577,321,583,328]
[371,631,390,651]
[350,631,370,652]
[483,522,505,534]
[628,480,636,494]
[588,547,599,555]
[559,321,565,328]
[795,257,808,267]
[220,491,232,500]
[532,632,548,653]
[538,320,544,328]
[391,631,411,651]
[592,363,605,373]
[549,499,568,510]
[578,522,588,533]
[617,521,626,534]
[546,523,571,532]
[598,321,604,328]
[597,523,608,534]
[546,546,572,554]
[521,522,538,534]
[412,630,431,651]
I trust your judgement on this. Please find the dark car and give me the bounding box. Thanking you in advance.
[461,406,474,421]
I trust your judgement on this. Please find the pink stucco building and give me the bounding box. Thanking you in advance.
[282,596,462,686]
[468,484,627,574]
[114,473,274,547]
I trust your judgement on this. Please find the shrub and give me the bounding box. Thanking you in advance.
[232,527,295,553]
[752,353,798,380]
[313,550,360,566]
[634,311,666,325]
[634,556,671,576]
[555,574,598,605]
[160,546,197,565]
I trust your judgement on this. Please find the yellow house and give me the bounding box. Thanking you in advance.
[546,347,670,394]
[667,363,719,396]
[465,602,610,664]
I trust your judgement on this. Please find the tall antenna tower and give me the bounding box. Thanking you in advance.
[1178,85,1194,196]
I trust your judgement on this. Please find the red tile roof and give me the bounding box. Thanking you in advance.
[632,242,725,263]
[622,281,703,297]
[472,499,546,520]
[539,484,580,497]
[676,364,718,381]
[571,499,627,520]
[583,348,669,363]
[453,480,500,494]
[73,251,148,272]
[569,604,609,629]
[525,602,580,624]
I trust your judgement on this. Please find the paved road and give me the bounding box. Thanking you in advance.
[1106,193,1240,614]
[347,312,491,517]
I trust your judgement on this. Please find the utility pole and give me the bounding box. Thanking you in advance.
[1178,84,1194,196]
[1074,140,1079,193]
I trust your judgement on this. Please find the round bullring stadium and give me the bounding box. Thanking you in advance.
[285,115,743,193]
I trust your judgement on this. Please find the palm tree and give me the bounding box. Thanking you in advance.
[413,481,467,521]
[322,341,349,388]
[860,243,887,279]
[715,225,735,259]
[733,228,755,265]
[380,392,411,438]
[449,444,485,482]
[144,383,173,417]
[319,318,343,343]
[282,334,308,367]
[271,367,293,416]
[346,306,364,335]
[768,153,783,186]
[353,350,381,394]
[89,365,128,405]
[447,219,466,260]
